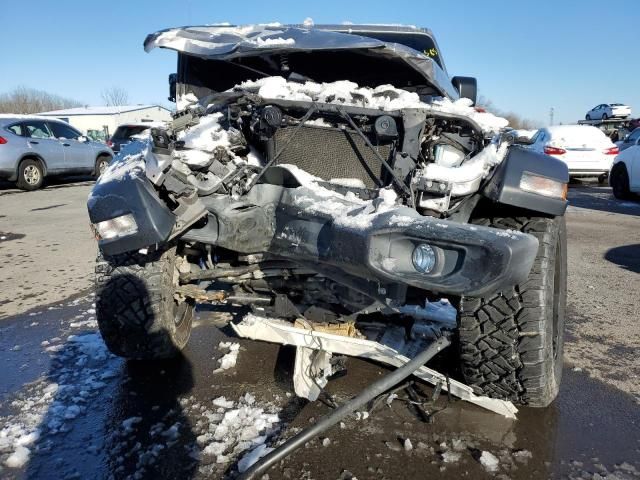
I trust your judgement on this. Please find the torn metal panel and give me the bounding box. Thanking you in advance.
[232,315,518,419]
[293,347,332,401]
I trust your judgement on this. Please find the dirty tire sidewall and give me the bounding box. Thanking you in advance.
[95,247,194,360]
[17,158,44,191]
[458,215,567,407]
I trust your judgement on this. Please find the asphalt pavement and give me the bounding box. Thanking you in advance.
[0,178,639,479]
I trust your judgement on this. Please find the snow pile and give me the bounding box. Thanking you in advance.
[1,330,120,469]
[173,112,265,171]
[421,140,510,196]
[479,450,500,472]
[271,163,401,230]
[173,113,232,167]
[213,342,240,373]
[238,76,508,134]
[194,393,280,471]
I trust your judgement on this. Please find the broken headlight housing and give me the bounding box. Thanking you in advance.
[519,171,568,199]
[92,214,138,240]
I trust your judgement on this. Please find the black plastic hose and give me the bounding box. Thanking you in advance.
[238,335,451,480]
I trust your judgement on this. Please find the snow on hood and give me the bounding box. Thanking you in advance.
[238,76,509,134]
[144,24,459,99]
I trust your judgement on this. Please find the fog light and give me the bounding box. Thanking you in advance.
[412,243,437,273]
[93,214,138,240]
[520,171,567,199]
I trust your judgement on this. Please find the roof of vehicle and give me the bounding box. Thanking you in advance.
[38,105,171,116]
[115,121,164,129]
[0,114,70,124]
[144,23,459,99]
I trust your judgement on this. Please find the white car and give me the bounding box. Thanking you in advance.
[610,145,640,199]
[529,125,618,183]
[585,103,631,120]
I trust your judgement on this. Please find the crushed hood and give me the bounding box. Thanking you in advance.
[144,24,459,99]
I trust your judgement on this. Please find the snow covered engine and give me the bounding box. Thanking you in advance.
[88,23,570,411]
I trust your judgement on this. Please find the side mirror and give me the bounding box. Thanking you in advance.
[168,73,177,102]
[452,76,477,106]
[78,135,89,143]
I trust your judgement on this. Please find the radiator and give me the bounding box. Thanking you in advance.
[272,125,393,189]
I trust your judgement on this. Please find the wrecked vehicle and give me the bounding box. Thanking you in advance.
[88,24,569,413]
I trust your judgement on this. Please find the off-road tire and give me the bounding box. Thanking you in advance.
[610,164,632,199]
[16,158,44,191]
[458,213,566,407]
[95,247,194,360]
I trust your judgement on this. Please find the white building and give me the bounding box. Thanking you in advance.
[38,105,172,142]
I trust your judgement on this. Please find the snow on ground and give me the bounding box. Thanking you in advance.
[1,300,120,469]
[238,76,508,134]
[479,450,500,472]
[191,393,281,473]
[1,297,282,477]
[213,342,240,373]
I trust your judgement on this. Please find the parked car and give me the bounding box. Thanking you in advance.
[617,127,640,152]
[529,125,618,183]
[610,145,640,199]
[0,115,113,190]
[585,104,631,120]
[107,123,160,153]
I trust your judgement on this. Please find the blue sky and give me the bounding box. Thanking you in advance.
[2,0,638,126]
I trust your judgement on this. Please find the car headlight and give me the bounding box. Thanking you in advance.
[519,171,568,199]
[412,243,437,273]
[92,214,138,240]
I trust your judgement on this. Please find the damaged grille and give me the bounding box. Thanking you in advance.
[271,125,393,189]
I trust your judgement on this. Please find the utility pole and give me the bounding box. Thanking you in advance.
[549,107,555,126]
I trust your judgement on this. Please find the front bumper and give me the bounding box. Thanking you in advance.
[262,186,538,297]
[88,165,539,297]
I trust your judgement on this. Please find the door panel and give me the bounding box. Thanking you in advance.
[48,122,93,170]
[21,121,65,172]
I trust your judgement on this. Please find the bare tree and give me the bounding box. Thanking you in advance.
[101,86,130,107]
[477,95,537,130]
[0,86,82,114]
